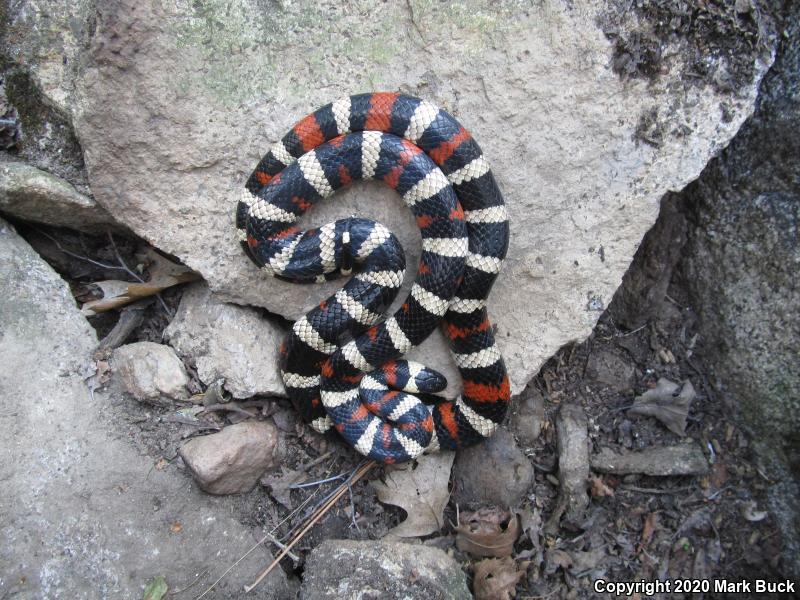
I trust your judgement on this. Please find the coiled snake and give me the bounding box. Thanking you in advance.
[236,93,510,463]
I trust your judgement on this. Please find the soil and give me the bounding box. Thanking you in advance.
[13,220,790,598]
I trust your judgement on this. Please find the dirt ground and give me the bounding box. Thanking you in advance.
[17,220,790,599]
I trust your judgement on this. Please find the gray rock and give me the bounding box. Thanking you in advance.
[610,193,688,330]
[56,0,771,397]
[677,2,800,577]
[113,341,189,405]
[452,427,533,508]
[545,403,590,533]
[585,347,635,391]
[0,161,117,232]
[165,282,287,399]
[0,218,295,598]
[301,539,471,600]
[591,442,709,476]
[510,387,546,446]
[178,420,279,495]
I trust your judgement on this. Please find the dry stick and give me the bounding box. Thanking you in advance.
[244,461,376,594]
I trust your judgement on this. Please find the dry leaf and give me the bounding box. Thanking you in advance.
[473,557,528,600]
[589,473,615,498]
[169,522,182,534]
[81,248,199,315]
[455,507,520,558]
[628,378,695,435]
[544,548,573,574]
[516,506,543,564]
[261,467,307,510]
[637,512,659,554]
[371,451,454,537]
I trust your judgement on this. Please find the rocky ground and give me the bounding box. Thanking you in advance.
[0,212,788,599]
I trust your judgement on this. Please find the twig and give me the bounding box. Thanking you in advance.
[289,474,345,489]
[244,461,375,593]
[34,228,127,271]
[107,231,173,317]
[619,485,694,495]
[96,299,153,349]
[194,454,338,599]
[201,402,258,419]
[170,568,209,596]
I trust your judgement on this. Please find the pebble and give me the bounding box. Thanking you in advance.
[178,420,279,494]
[113,341,189,405]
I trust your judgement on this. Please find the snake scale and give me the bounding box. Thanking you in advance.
[236,93,510,463]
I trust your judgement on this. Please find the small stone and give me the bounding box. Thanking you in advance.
[510,387,545,446]
[591,442,709,476]
[113,341,189,405]
[301,539,471,600]
[178,420,279,495]
[585,348,635,391]
[164,282,287,399]
[545,403,590,533]
[452,428,533,508]
[0,161,118,233]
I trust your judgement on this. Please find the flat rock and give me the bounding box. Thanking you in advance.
[452,427,533,508]
[56,0,772,396]
[0,161,117,232]
[113,341,189,405]
[164,282,287,399]
[0,218,294,598]
[591,442,709,476]
[301,539,471,600]
[178,420,279,495]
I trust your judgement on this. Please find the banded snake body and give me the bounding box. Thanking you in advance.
[237,93,510,463]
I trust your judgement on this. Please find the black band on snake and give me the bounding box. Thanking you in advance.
[236,92,510,464]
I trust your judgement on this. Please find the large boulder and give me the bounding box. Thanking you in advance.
[678,3,800,578]
[0,0,773,397]
[0,217,295,598]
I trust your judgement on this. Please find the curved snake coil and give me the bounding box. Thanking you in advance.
[237,93,510,463]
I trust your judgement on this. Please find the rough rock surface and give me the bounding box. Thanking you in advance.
[0,161,117,232]
[113,341,189,404]
[178,420,279,495]
[509,387,545,447]
[164,282,287,399]
[301,539,471,600]
[678,2,800,576]
[5,0,766,398]
[452,427,533,508]
[0,218,294,598]
[551,403,590,527]
[591,442,709,476]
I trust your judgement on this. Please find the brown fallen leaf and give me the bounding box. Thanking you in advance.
[637,512,659,555]
[371,451,454,538]
[544,548,573,575]
[169,521,182,534]
[473,557,528,600]
[81,248,200,315]
[589,473,615,498]
[455,507,520,558]
[628,378,695,436]
[261,467,307,510]
[516,505,543,564]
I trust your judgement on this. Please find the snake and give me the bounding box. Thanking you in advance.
[236,93,510,464]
